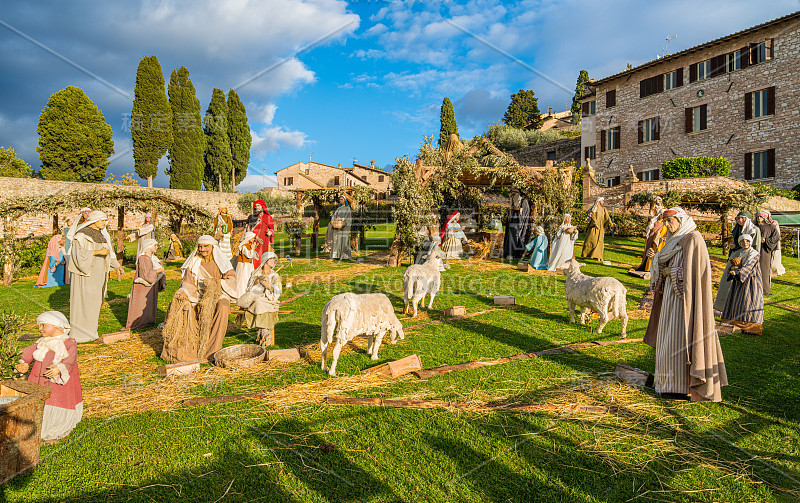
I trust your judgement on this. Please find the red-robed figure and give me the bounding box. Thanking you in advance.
[246,200,274,268]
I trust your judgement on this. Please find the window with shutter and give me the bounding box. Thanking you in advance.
[637,120,644,144]
[744,152,752,180]
[744,91,752,120]
[767,86,775,115]
[654,116,661,141]
[606,90,616,107]
[740,45,750,68]
[750,150,772,179]
[582,102,589,116]
[710,55,727,77]
[600,130,606,152]
[614,127,621,149]
[676,68,684,86]
[689,63,697,83]
[767,148,776,178]
[766,38,774,59]
[684,108,692,133]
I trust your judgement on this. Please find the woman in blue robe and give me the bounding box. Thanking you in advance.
[35,234,67,288]
[525,226,549,270]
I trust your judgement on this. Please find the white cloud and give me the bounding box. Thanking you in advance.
[250,125,309,155]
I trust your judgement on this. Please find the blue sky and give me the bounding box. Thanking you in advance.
[1,0,798,191]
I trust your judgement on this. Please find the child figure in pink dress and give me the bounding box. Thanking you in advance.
[16,311,83,441]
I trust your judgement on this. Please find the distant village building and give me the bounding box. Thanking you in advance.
[540,109,578,133]
[581,10,800,189]
[275,160,393,200]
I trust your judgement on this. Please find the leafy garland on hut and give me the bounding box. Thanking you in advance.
[627,184,768,254]
[388,134,577,264]
[0,187,215,284]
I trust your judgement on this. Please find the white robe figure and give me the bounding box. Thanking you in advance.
[547,216,579,271]
[127,214,155,256]
[235,232,258,298]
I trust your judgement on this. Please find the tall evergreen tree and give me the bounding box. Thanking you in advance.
[502,89,542,130]
[203,88,233,191]
[0,147,33,178]
[167,66,204,190]
[227,89,251,189]
[438,97,459,146]
[37,86,114,182]
[571,70,590,124]
[131,55,172,187]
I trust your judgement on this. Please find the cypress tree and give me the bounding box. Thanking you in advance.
[203,88,233,191]
[167,66,204,190]
[37,86,114,182]
[502,89,542,130]
[227,89,250,189]
[571,70,590,124]
[131,55,172,187]
[439,97,459,146]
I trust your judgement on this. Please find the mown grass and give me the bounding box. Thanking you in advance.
[2,233,799,502]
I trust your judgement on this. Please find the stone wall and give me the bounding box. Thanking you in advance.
[511,137,581,167]
[0,177,252,238]
[582,168,800,218]
[582,16,800,189]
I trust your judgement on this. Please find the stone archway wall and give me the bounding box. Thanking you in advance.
[0,177,249,237]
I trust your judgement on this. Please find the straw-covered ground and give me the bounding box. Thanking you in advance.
[2,232,799,502]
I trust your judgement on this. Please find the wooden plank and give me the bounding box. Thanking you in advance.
[156,361,200,378]
[413,352,538,379]
[280,291,308,306]
[265,348,302,362]
[720,318,762,335]
[627,269,650,281]
[362,354,422,378]
[324,396,617,414]
[405,310,493,332]
[493,296,516,306]
[592,338,643,346]
[613,364,654,388]
[231,309,294,316]
[99,331,130,344]
[443,306,466,316]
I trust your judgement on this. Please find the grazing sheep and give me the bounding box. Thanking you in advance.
[320,292,405,376]
[560,259,628,337]
[403,247,444,317]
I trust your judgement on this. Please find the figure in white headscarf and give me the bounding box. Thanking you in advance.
[16,311,83,440]
[234,231,259,297]
[236,251,282,348]
[524,226,549,270]
[582,197,614,262]
[644,207,727,402]
[715,210,762,311]
[161,235,237,363]
[68,211,123,342]
[720,233,763,331]
[127,213,156,256]
[547,214,579,271]
[124,238,166,330]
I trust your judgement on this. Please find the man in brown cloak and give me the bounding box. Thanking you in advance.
[161,235,237,363]
[581,197,614,262]
[644,207,727,402]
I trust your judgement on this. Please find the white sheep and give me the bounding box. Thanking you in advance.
[560,259,628,337]
[402,247,444,317]
[320,292,405,376]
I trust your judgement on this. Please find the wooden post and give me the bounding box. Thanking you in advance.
[219,175,223,193]
[2,216,13,286]
[116,206,125,261]
[147,175,153,188]
[720,211,729,256]
[359,204,365,249]
[311,196,320,250]
[52,214,59,235]
[231,166,236,193]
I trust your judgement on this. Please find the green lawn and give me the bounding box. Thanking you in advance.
[2,233,799,502]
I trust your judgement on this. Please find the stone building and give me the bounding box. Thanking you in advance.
[581,10,800,189]
[511,137,581,167]
[275,160,393,200]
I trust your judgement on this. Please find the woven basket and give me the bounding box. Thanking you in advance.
[330,218,346,230]
[213,344,265,369]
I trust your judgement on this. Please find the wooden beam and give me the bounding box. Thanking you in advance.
[361,354,422,378]
[404,310,493,332]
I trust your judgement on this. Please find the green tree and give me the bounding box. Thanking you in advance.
[203,88,233,191]
[502,89,541,130]
[37,86,114,182]
[167,66,204,190]
[571,70,590,124]
[227,89,251,189]
[0,147,33,178]
[438,97,459,146]
[131,55,173,187]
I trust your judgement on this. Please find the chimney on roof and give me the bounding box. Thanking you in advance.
[337,163,341,168]
[370,160,375,168]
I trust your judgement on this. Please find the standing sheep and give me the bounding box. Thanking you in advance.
[560,259,628,337]
[320,292,405,376]
[403,247,444,317]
